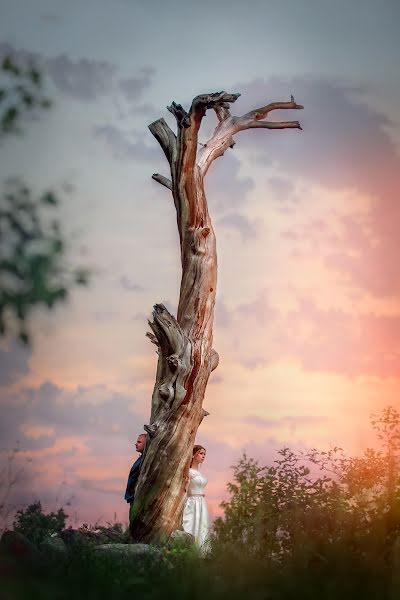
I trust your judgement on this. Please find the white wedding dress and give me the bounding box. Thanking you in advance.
[182,468,210,553]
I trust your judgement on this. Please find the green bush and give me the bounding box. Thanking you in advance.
[212,406,400,568]
[13,501,67,545]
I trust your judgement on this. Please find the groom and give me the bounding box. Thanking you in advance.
[124,433,147,505]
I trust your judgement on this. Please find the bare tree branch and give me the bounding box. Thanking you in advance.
[167,102,190,127]
[248,120,302,130]
[175,92,241,176]
[190,92,240,121]
[241,95,304,122]
[148,118,177,164]
[198,94,303,176]
[152,173,172,190]
[214,104,232,122]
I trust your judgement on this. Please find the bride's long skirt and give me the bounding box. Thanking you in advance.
[182,496,210,552]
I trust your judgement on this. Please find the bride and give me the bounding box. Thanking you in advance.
[182,444,210,553]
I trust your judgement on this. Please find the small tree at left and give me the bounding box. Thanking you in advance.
[0,54,89,344]
[13,501,67,545]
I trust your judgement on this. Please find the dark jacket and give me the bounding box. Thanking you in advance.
[124,454,143,503]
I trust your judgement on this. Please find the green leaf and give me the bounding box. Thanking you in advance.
[41,192,58,206]
[29,68,41,85]
[2,56,20,75]
[1,106,19,132]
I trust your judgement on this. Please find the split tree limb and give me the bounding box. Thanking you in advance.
[146,303,192,421]
[148,118,177,164]
[210,349,219,372]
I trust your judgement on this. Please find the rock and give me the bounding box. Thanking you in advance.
[60,526,127,547]
[0,530,42,573]
[0,530,39,561]
[93,542,160,556]
[92,542,165,566]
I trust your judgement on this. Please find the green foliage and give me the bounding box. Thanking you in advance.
[0,56,50,139]
[0,178,89,342]
[0,55,90,343]
[161,535,201,567]
[212,406,400,566]
[12,501,67,545]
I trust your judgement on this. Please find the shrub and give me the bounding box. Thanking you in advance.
[12,501,67,545]
[212,406,400,565]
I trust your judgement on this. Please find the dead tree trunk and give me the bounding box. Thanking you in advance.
[129,91,303,543]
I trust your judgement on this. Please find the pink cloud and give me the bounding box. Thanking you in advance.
[232,77,400,298]
[218,292,400,378]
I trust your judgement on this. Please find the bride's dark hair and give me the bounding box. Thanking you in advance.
[191,444,206,466]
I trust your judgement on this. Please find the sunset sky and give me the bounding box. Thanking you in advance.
[1,0,400,528]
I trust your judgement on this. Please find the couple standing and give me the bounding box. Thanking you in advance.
[125,434,210,552]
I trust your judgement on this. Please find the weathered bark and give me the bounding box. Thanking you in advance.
[129,91,303,543]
